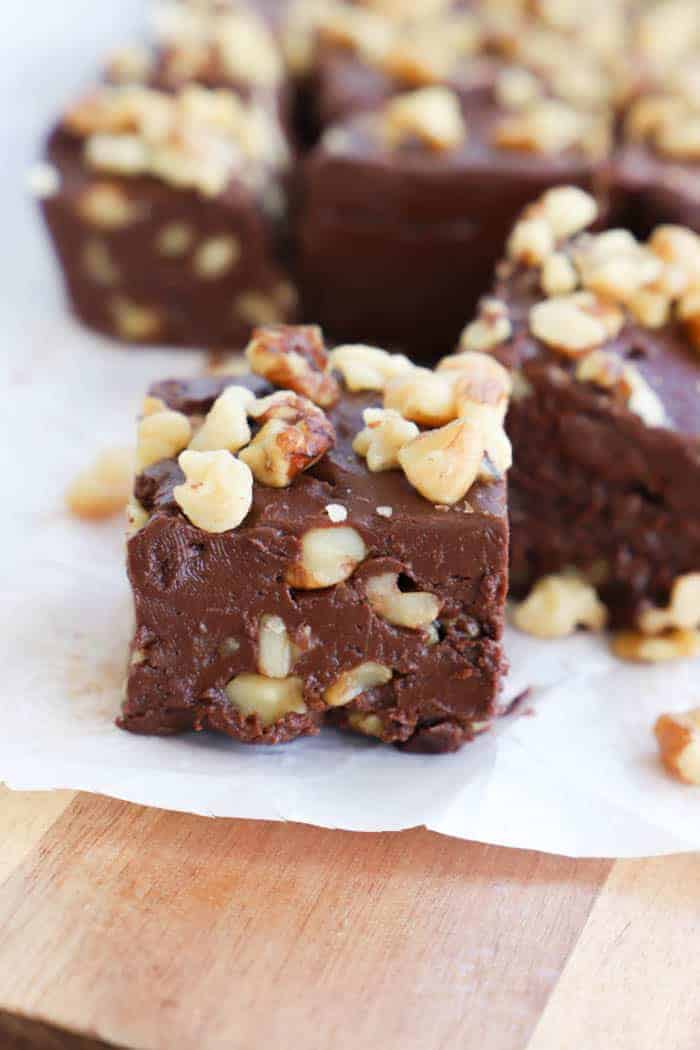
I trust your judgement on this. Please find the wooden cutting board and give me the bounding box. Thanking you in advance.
[0,786,698,1050]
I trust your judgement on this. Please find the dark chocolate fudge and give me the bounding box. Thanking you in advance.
[299,81,613,355]
[122,325,511,751]
[40,83,296,348]
[459,185,700,650]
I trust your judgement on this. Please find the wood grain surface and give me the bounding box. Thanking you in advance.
[0,786,697,1050]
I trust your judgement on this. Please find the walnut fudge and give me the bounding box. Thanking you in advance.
[462,186,700,653]
[121,326,511,752]
[40,83,295,348]
[299,80,612,356]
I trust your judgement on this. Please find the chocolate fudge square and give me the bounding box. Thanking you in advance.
[299,82,612,357]
[461,186,700,644]
[122,326,511,752]
[39,83,295,348]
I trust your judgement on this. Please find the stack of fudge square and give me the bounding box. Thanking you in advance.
[35,0,700,752]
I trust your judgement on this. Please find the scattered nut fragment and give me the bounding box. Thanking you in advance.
[495,67,541,110]
[365,572,441,629]
[235,292,283,327]
[325,662,393,707]
[77,182,137,229]
[286,526,366,589]
[257,615,299,679]
[384,368,456,427]
[512,574,607,639]
[174,449,253,532]
[439,350,512,416]
[246,324,339,408]
[541,252,578,296]
[325,504,347,523]
[507,215,555,266]
[458,298,512,352]
[353,408,419,471]
[330,344,413,392]
[376,505,393,518]
[398,418,484,505]
[27,162,61,199]
[649,225,700,287]
[655,708,700,784]
[83,238,120,286]
[66,447,134,520]
[382,86,467,151]
[225,673,306,725]
[347,712,384,738]
[156,222,194,257]
[136,407,191,471]
[188,385,254,453]
[111,297,163,341]
[194,234,241,279]
[539,186,599,240]
[612,629,700,663]
[105,43,153,84]
[493,99,592,154]
[126,497,149,536]
[575,350,668,426]
[529,292,622,356]
[639,574,700,635]
[572,230,663,304]
[239,393,335,487]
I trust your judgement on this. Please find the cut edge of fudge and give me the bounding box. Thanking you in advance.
[121,324,512,752]
[458,184,700,655]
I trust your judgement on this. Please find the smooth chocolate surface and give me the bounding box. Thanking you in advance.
[122,373,509,750]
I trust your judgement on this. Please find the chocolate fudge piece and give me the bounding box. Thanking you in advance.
[299,82,613,356]
[121,325,511,751]
[460,186,700,640]
[39,83,296,348]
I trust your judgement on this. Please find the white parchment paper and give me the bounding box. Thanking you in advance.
[2,0,699,858]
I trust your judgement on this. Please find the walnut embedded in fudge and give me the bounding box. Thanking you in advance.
[468,185,700,636]
[121,324,510,751]
[39,82,294,348]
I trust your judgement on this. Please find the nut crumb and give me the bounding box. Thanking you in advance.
[27,162,61,199]
[612,629,700,663]
[655,708,700,784]
[66,447,134,520]
[512,574,607,639]
[376,505,393,518]
[325,503,348,523]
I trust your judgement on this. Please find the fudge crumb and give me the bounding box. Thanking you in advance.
[325,503,347,523]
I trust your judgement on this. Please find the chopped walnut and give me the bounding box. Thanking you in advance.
[330,344,413,392]
[495,67,542,110]
[575,351,668,426]
[512,574,607,638]
[612,629,700,663]
[257,615,299,679]
[655,708,700,784]
[83,239,120,286]
[126,497,149,537]
[353,408,419,472]
[111,297,163,341]
[507,216,555,266]
[639,574,700,635]
[572,230,663,304]
[382,87,467,151]
[493,100,599,155]
[398,418,484,505]
[156,222,194,257]
[77,182,138,228]
[136,407,191,471]
[239,393,335,487]
[325,662,393,708]
[529,292,623,356]
[384,368,456,427]
[286,526,366,589]
[541,252,578,296]
[365,572,441,629]
[539,186,599,240]
[174,449,253,533]
[225,673,306,726]
[457,298,512,353]
[189,385,254,453]
[66,447,134,520]
[438,351,511,415]
[245,325,339,408]
[105,43,154,84]
[193,234,241,279]
[347,712,384,738]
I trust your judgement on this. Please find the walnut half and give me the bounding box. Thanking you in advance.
[245,325,340,408]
